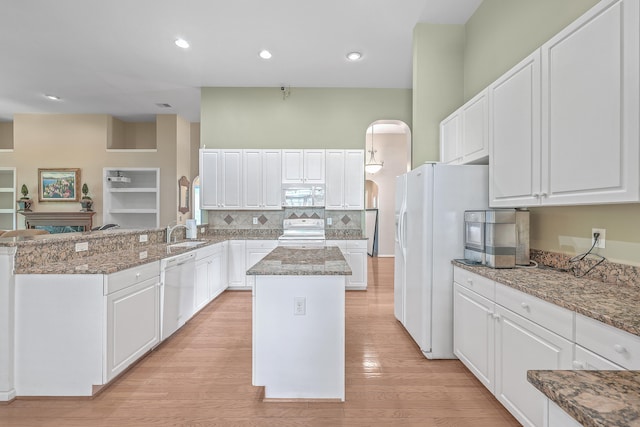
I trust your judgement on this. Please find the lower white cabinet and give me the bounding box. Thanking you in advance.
[545,399,582,427]
[494,304,573,427]
[15,261,161,396]
[453,267,573,427]
[106,276,160,382]
[245,240,278,287]
[326,240,368,290]
[227,240,247,289]
[195,242,228,312]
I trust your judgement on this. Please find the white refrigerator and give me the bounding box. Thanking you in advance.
[394,163,488,359]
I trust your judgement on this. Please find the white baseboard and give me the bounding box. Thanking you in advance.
[0,388,16,402]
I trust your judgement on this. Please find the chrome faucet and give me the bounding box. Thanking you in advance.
[166,224,188,243]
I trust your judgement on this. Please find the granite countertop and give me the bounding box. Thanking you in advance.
[453,261,640,338]
[246,246,351,276]
[528,370,640,427]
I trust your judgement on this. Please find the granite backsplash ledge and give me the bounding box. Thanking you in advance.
[532,249,640,289]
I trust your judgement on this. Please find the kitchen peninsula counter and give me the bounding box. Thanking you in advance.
[453,260,640,427]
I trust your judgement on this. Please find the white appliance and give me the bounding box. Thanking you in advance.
[278,218,326,246]
[161,251,196,340]
[394,163,488,359]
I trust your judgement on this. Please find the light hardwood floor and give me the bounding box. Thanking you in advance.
[0,257,519,426]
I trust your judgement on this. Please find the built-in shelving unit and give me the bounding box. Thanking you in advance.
[103,168,159,229]
[0,168,16,230]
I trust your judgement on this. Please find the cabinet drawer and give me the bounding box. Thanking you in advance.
[576,313,640,369]
[196,243,222,260]
[105,261,160,295]
[495,282,573,340]
[346,240,367,250]
[574,345,624,370]
[453,267,495,300]
[245,240,278,250]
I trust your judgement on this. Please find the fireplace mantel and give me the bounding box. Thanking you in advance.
[19,211,96,232]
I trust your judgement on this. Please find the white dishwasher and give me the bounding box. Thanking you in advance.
[161,251,196,341]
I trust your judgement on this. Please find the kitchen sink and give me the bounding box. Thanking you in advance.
[169,240,206,248]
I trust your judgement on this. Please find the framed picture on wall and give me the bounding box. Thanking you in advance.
[38,168,81,202]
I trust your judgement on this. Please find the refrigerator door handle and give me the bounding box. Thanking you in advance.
[401,210,408,249]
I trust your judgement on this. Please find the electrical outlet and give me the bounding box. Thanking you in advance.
[326,217,332,225]
[139,234,148,243]
[75,242,88,252]
[200,227,206,234]
[253,217,258,225]
[294,297,306,315]
[592,228,606,249]
[139,251,148,260]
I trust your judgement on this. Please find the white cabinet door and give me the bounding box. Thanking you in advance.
[282,149,304,183]
[243,149,282,210]
[344,150,364,210]
[227,240,247,289]
[242,149,262,209]
[220,150,242,209]
[440,112,461,164]
[494,305,573,427]
[546,399,582,427]
[208,248,225,300]
[194,256,211,313]
[200,149,221,209]
[325,150,346,209]
[461,89,489,164]
[540,0,639,205]
[304,149,326,183]
[263,149,282,209]
[453,284,496,393]
[489,50,542,208]
[106,276,160,382]
[345,241,367,290]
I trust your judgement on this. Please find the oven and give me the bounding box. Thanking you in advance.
[278,218,326,247]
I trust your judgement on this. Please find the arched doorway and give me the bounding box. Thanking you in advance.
[364,120,411,257]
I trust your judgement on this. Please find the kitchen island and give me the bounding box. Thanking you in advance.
[248,245,351,401]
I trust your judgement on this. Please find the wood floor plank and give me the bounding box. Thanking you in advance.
[0,256,519,426]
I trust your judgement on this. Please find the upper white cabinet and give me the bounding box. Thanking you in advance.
[103,168,159,229]
[242,149,282,210]
[199,149,242,210]
[539,0,639,205]
[440,113,461,164]
[440,89,489,165]
[489,50,542,207]
[489,0,640,207]
[325,150,364,210]
[282,149,325,184]
[0,167,16,230]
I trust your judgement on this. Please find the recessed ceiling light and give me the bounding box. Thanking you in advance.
[175,38,190,49]
[346,51,362,61]
[44,94,61,101]
[259,50,272,60]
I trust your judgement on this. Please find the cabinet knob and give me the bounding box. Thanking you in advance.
[136,272,141,278]
[492,313,501,321]
[614,344,627,354]
[487,311,494,317]
[520,302,529,309]
[540,192,548,198]
[532,193,540,198]
[467,278,473,285]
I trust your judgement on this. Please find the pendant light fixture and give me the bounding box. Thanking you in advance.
[365,124,384,174]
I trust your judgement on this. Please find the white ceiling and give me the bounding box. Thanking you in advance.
[0,0,482,123]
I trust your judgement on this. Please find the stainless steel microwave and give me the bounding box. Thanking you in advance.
[281,184,325,207]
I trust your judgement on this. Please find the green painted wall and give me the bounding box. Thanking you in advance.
[412,24,465,166]
[464,0,600,100]
[200,87,411,150]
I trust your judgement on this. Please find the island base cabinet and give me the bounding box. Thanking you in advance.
[15,274,105,396]
[253,275,345,400]
[494,305,573,427]
[545,399,582,427]
[106,277,160,382]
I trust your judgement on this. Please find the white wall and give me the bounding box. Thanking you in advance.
[366,123,411,257]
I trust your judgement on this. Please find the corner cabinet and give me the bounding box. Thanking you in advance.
[489,0,640,207]
[0,168,16,230]
[242,149,282,210]
[103,168,159,228]
[199,149,242,210]
[325,150,365,210]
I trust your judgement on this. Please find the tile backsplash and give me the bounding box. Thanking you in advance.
[205,208,363,231]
